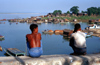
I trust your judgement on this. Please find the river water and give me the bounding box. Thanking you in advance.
[0,14,100,56]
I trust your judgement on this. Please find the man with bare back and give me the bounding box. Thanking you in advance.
[26,24,43,57]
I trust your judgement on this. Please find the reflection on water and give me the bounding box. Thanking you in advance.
[42,33,54,36]
[63,36,70,41]
[0,22,100,56]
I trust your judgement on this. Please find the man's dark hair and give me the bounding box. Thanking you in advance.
[73,23,81,33]
[30,24,38,32]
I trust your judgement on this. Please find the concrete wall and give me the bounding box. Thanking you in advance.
[0,54,100,65]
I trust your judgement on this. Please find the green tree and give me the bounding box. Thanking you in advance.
[87,7,98,16]
[70,6,79,14]
[98,7,100,15]
[81,11,84,13]
[58,10,62,14]
[87,8,92,16]
[53,10,62,15]
[81,11,87,14]
[67,11,70,14]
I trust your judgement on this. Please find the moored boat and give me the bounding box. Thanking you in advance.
[6,48,25,57]
[85,32,93,38]
[0,35,4,41]
[0,35,4,39]
[60,22,67,24]
[42,30,54,34]
[54,30,63,33]
[85,24,100,30]
[36,21,43,24]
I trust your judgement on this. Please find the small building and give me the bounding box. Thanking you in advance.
[64,19,69,22]
[89,19,95,24]
[77,13,83,16]
[73,19,77,22]
[95,19,100,24]
[83,13,88,16]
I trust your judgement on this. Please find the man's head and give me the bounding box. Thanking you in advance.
[30,24,38,33]
[74,23,81,32]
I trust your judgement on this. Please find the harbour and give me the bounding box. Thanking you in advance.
[0,19,100,56]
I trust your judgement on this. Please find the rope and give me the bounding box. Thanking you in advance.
[25,42,27,56]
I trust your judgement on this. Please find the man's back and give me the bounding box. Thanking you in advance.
[71,31,86,48]
[26,33,41,48]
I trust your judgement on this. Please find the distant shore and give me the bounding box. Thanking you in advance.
[42,16,100,22]
[1,12,100,23]
[0,13,40,14]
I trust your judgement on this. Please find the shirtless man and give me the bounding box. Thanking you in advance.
[26,24,43,57]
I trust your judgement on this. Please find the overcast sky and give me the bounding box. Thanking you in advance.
[0,0,100,13]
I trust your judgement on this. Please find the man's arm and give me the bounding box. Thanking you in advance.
[0,46,2,51]
[26,35,30,48]
[38,33,41,40]
[26,35,29,43]
[69,37,74,47]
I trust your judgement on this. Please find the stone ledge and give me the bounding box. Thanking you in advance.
[0,54,100,65]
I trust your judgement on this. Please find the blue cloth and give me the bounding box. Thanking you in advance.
[27,42,30,49]
[72,46,86,54]
[29,47,43,57]
[27,41,43,57]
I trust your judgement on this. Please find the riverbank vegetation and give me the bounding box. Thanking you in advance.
[42,16,100,22]
[42,6,100,22]
[52,6,100,16]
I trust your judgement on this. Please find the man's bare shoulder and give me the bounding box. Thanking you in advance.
[37,33,41,35]
[26,34,31,37]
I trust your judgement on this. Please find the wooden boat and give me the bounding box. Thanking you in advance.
[54,30,63,33]
[62,29,72,39]
[60,22,67,24]
[63,29,72,35]
[6,48,25,57]
[85,32,93,37]
[0,35,4,39]
[36,21,43,24]
[42,30,54,34]
[85,24,100,29]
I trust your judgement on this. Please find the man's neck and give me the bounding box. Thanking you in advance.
[77,29,81,32]
[32,32,38,34]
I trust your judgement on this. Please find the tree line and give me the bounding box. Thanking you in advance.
[52,6,100,16]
